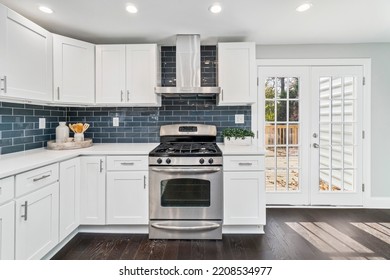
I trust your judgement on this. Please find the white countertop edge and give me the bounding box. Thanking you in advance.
[217,143,265,155]
[0,143,159,179]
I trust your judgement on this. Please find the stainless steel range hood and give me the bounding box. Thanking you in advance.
[155,34,221,96]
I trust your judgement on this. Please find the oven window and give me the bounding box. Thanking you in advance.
[161,179,211,207]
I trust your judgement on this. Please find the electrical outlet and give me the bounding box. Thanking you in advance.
[235,114,245,124]
[39,118,46,129]
[113,117,119,127]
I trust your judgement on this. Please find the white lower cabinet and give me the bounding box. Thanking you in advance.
[106,172,148,224]
[0,201,15,260]
[224,172,265,225]
[59,158,80,241]
[15,182,59,260]
[80,156,106,225]
[223,155,265,226]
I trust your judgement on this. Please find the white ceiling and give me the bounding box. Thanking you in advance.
[0,0,389,45]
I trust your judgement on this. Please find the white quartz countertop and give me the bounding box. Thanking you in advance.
[0,143,159,178]
[0,143,265,178]
[217,143,265,156]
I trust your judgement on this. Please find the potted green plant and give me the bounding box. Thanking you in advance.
[222,128,255,146]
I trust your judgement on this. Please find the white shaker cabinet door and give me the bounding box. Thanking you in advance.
[53,34,95,104]
[15,182,59,260]
[224,171,265,225]
[106,171,148,224]
[95,45,126,104]
[59,157,80,241]
[217,42,256,105]
[80,156,106,225]
[0,201,15,260]
[0,5,52,102]
[126,44,160,106]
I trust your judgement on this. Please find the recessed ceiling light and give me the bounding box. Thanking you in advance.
[209,3,222,14]
[296,2,313,12]
[126,4,138,14]
[38,6,53,14]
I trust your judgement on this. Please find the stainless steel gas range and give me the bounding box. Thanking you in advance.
[148,124,223,240]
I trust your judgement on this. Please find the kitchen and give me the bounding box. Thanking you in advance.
[0,0,390,270]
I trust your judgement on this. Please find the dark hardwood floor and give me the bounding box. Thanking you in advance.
[52,208,390,260]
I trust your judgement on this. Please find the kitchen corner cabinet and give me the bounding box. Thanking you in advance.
[59,158,80,241]
[96,44,161,106]
[106,156,149,224]
[80,156,106,225]
[53,34,95,104]
[0,5,53,102]
[223,156,265,225]
[217,42,256,106]
[15,182,59,260]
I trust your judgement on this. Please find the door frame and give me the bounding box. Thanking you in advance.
[252,59,371,207]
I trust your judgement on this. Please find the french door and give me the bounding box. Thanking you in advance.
[258,66,364,206]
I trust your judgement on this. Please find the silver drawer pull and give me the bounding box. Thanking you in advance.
[143,175,146,189]
[238,162,253,166]
[33,174,50,182]
[1,76,7,93]
[21,201,28,221]
[151,223,220,231]
[120,162,135,166]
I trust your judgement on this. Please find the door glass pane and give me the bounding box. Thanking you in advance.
[161,179,210,207]
[332,146,343,169]
[343,170,354,191]
[265,76,301,193]
[276,169,287,191]
[344,77,355,99]
[319,124,330,146]
[332,100,343,122]
[331,77,342,99]
[344,100,354,122]
[319,77,331,99]
[331,169,342,192]
[320,170,330,191]
[320,99,330,122]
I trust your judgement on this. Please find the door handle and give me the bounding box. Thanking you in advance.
[238,162,253,166]
[120,162,134,166]
[151,222,220,231]
[127,90,130,102]
[143,175,146,189]
[1,76,7,93]
[221,88,224,101]
[57,86,60,100]
[100,159,104,173]
[21,201,28,221]
[313,143,320,148]
[121,90,124,102]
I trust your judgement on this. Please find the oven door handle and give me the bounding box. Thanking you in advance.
[150,167,222,174]
[151,223,221,231]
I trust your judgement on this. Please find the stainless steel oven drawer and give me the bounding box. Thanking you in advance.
[149,220,222,240]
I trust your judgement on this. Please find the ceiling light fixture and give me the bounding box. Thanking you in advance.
[126,4,138,14]
[209,3,222,14]
[38,6,53,14]
[296,2,313,12]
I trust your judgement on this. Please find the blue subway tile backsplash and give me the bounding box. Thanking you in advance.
[0,45,251,155]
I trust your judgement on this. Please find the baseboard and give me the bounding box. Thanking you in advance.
[42,228,79,260]
[78,225,148,234]
[222,225,264,234]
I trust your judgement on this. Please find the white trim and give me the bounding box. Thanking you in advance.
[253,58,378,208]
[222,225,264,234]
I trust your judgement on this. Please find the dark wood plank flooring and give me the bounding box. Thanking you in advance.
[52,208,390,260]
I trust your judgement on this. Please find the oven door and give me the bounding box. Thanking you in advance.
[149,166,223,220]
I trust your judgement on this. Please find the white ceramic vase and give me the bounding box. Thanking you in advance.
[56,122,69,143]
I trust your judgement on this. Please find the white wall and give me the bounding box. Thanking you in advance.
[256,43,390,198]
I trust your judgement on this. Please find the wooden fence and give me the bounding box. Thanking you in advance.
[265,124,299,145]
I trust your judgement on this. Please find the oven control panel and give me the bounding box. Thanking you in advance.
[149,157,222,166]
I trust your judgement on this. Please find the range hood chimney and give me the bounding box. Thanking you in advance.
[155,34,221,95]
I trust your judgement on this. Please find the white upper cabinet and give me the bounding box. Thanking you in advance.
[0,5,53,102]
[126,44,160,106]
[53,34,95,104]
[96,45,126,104]
[96,44,161,106]
[217,42,256,105]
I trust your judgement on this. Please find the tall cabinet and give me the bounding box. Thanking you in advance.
[96,44,160,106]
[0,176,15,260]
[0,5,53,102]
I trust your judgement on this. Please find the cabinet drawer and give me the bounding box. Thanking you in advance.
[0,176,14,205]
[223,156,264,171]
[106,156,148,171]
[15,163,59,197]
